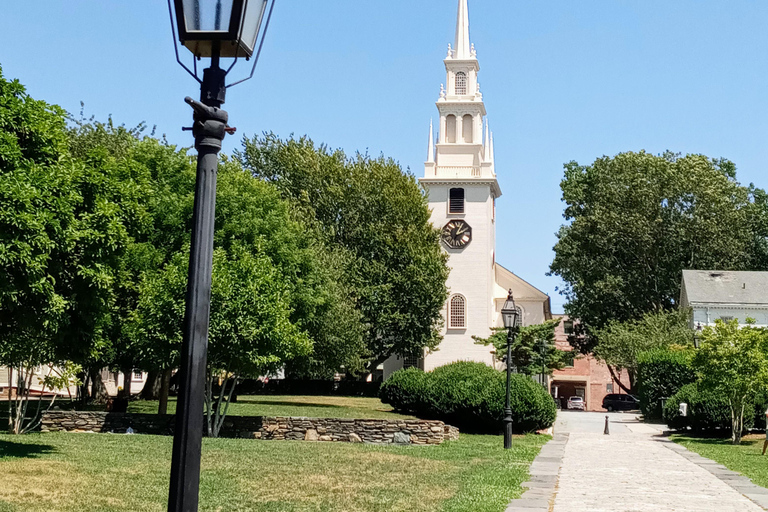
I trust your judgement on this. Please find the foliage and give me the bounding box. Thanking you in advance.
[663,382,753,433]
[593,309,693,391]
[473,319,566,376]
[549,151,768,332]
[693,319,768,444]
[636,348,695,419]
[380,362,556,433]
[239,134,449,373]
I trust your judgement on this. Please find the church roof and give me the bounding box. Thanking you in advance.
[681,270,768,306]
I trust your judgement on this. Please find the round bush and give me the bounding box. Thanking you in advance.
[663,383,754,434]
[380,361,556,433]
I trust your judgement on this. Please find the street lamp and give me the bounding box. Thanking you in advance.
[500,290,519,449]
[693,322,703,349]
[166,1,275,511]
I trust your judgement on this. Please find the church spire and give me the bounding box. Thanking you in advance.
[454,0,471,59]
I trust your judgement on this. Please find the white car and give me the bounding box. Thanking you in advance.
[567,396,585,410]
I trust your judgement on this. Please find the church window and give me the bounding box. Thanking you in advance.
[462,115,473,143]
[446,115,457,143]
[449,188,464,213]
[449,294,466,328]
[455,72,467,95]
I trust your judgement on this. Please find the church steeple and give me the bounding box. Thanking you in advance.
[454,0,471,60]
[422,0,499,198]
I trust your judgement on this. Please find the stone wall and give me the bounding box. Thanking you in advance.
[41,411,459,445]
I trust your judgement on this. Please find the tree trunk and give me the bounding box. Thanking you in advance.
[120,366,132,399]
[89,368,110,404]
[140,370,161,400]
[7,367,13,432]
[158,369,171,415]
[607,366,632,394]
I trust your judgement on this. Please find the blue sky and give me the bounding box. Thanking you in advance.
[2,1,768,313]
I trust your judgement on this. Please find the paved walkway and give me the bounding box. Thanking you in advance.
[507,411,768,512]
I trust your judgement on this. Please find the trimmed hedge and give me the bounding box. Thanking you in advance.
[636,349,695,420]
[380,361,556,433]
[663,383,755,434]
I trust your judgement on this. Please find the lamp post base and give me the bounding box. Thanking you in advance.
[503,408,513,449]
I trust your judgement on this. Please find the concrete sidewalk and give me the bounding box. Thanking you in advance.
[507,411,768,512]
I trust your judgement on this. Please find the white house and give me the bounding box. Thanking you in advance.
[383,0,551,378]
[680,270,768,328]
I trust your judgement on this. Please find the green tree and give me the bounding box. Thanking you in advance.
[474,319,566,377]
[593,309,692,392]
[693,319,768,444]
[549,151,767,337]
[238,135,449,375]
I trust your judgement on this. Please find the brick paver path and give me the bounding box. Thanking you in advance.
[551,415,766,512]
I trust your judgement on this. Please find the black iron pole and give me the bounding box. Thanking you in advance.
[503,327,515,449]
[168,46,228,512]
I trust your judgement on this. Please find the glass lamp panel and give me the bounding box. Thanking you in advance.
[183,0,235,32]
[239,0,268,55]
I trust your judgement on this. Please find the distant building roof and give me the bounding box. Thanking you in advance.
[681,270,768,306]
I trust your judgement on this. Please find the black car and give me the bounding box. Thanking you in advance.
[602,393,639,411]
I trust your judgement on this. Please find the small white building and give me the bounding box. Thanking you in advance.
[383,0,552,379]
[680,270,768,328]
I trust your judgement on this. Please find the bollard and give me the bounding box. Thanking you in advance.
[604,415,610,435]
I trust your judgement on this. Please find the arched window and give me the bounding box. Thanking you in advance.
[449,188,464,213]
[455,72,467,95]
[445,115,457,143]
[515,306,523,327]
[449,294,466,328]
[462,115,473,143]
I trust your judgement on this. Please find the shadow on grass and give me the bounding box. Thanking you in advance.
[0,439,56,459]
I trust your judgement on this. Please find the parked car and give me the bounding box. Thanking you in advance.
[567,396,585,410]
[602,393,639,411]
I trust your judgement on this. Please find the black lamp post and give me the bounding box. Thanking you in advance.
[166,1,275,511]
[500,290,519,449]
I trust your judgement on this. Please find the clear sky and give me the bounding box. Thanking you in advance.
[2,1,768,313]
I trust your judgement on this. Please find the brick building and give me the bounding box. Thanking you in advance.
[548,315,631,412]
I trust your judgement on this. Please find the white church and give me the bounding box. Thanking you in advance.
[384,0,552,379]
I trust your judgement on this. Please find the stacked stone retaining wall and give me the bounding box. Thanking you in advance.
[41,411,459,445]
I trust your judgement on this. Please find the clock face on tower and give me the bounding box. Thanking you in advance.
[441,220,472,249]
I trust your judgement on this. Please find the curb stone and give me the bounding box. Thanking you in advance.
[656,436,768,511]
[505,433,568,512]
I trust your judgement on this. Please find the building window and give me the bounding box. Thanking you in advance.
[462,114,473,143]
[563,320,574,335]
[133,371,143,380]
[515,306,523,327]
[403,356,419,369]
[720,316,734,322]
[455,71,467,95]
[449,188,465,213]
[449,295,466,328]
[445,115,457,143]
[607,383,613,393]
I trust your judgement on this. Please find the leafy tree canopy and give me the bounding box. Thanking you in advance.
[550,151,768,337]
[473,319,566,376]
[238,134,449,373]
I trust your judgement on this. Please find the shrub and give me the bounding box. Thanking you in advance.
[637,348,695,420]
[664,383,754,434]
[380,361,556,433]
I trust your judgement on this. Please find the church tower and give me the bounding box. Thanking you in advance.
[419,0,501,371]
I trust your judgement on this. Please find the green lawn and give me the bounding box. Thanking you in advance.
[0,431,547,512]
[124,395,416,420]
[671,434,768,488]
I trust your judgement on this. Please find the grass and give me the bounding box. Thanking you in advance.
[124,395,416,420]
[0,431,548,512]
[671,434,768,488]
